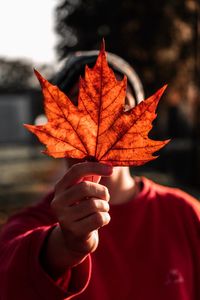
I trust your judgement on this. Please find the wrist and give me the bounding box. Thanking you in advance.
[40,224,87,279]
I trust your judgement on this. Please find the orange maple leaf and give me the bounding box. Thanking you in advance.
[24,42,169,166]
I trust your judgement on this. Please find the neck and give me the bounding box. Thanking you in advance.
[100,167,138,205]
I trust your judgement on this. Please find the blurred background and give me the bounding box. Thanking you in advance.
[0,0,199,226]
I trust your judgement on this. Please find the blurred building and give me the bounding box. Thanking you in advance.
[0,89,42,144]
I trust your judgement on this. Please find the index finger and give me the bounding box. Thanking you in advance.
[55,162,113,192]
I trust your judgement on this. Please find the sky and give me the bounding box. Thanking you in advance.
[0,0,57,64]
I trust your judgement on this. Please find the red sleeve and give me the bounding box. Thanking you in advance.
[0,192,91,300]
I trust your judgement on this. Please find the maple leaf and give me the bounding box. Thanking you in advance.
[24,42,169,166]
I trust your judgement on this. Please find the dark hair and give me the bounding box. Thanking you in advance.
[53,50,144,107]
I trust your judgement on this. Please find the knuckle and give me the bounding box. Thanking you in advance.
[102,186,110,200]
[95,212,110,227]
[79,181,90,193]
[94,213,104,227]
[103,201,110,212]
[88,199,98,212]
[91,185,98,197]
[104,213,111,224]
[89,199,109,213]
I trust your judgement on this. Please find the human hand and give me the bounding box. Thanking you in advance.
[44,162,113,277]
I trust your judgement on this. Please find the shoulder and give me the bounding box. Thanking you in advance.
[142,177,200,221]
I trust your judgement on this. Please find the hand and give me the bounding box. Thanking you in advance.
[42,162,113,277]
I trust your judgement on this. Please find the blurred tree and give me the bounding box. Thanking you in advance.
[0,58,34,90]
[0,58,55,91]
[55,0,199,131]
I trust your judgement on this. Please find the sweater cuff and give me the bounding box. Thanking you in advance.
[29,226,92,300]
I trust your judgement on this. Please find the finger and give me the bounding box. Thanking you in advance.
[55,181,110,206]
[72,212,111,237]
[56,162,113,192]
[83,175,101,183]
[70,198,110,222]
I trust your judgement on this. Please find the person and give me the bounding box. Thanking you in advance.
[0,50,199,300]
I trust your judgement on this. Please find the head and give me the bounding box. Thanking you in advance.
[53,50,144,172]
[53,50,144,108]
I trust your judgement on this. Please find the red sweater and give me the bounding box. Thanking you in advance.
[0,177,199,300]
